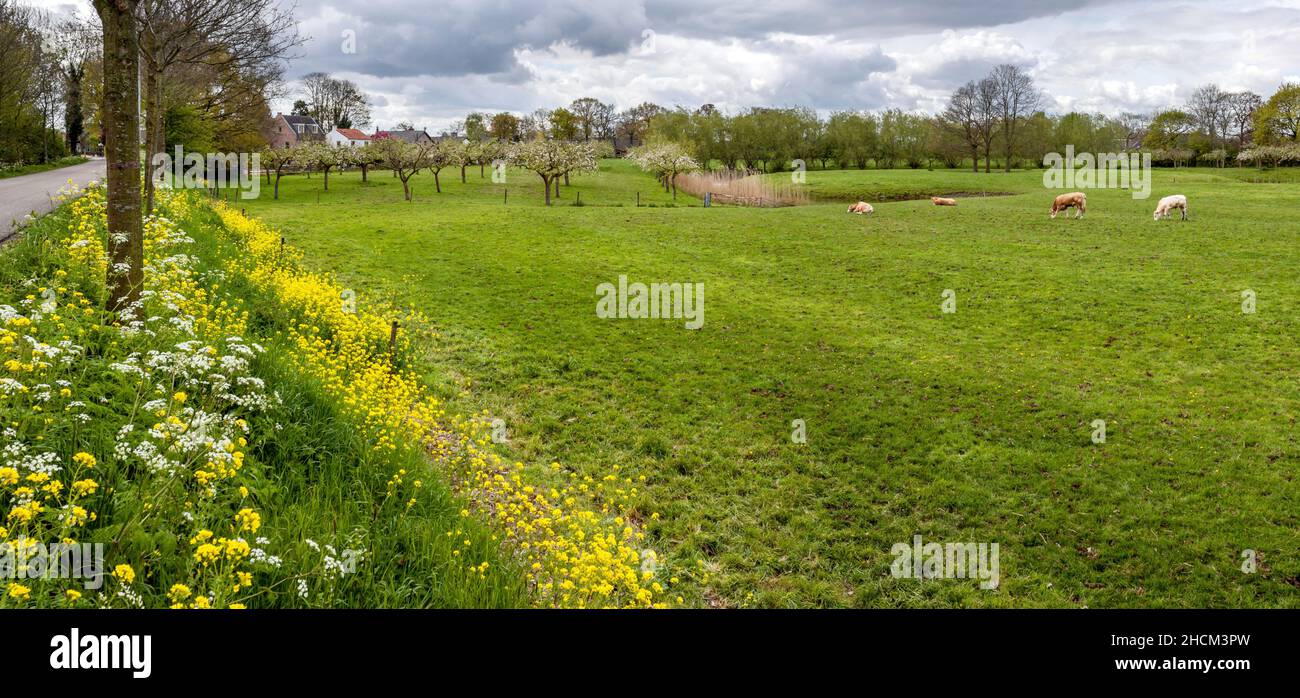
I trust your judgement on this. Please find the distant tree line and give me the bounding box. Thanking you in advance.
[443,98,665,148]
[630,65,1300,172]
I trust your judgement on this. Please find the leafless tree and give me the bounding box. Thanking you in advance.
[942,81,983,172]
[569,97,614,141]
[1186,84,1230,148]
[136,0,302,213]
[1226,91,1263,148]
[974,77,999,173]
[989,63,1041,171]
[616,102,665,146]
[301,71,372,132]
[1116,112,1151,150]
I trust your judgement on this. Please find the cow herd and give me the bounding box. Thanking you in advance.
[846,192,1191,221]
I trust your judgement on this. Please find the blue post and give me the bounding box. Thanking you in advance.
[704,192,711,208]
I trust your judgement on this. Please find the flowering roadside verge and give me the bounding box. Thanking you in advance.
[212,204,673,607]
[0,184,385,608]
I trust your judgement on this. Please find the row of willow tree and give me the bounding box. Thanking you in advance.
[642,65,1300,173]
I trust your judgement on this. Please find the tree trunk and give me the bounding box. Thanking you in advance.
[402,176,412,201]
[95,0,144,318]
[274,172,281,199]
[64,65,84,154]
[542,174,551,205]
[971,147,979,173]
[460,164,466,183]
[361,164,368,182]
[434,171,441,193]
[323,168,329,191]
[143,48,164,217]
[42,101,49,163]
[554,176,560,198]
[1004,139,1014,173]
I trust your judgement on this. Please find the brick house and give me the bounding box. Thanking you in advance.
[265,113,325,149]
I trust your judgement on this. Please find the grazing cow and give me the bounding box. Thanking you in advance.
[847,201,874,215]
[1153,194,1188,221]
[931,196,958,206]
[1050,192,1087,219]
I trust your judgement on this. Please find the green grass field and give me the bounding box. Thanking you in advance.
[238,159,1300,608]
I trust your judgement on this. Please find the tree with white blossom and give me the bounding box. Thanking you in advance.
[510,139,598,205]
[372,137,431,201]
[629,143,699,199]
[298,141,343,191]
[260,146,298,200]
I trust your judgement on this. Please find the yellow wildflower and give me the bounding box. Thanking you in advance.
[113,564,136,584]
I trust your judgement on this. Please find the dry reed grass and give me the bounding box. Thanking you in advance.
[675,168,811,207]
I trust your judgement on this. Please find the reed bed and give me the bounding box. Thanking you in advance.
[675,168,810,207]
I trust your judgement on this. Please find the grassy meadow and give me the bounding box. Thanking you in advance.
[235,159,1300,608]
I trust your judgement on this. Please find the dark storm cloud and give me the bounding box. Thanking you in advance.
[297,0,650,78]
[641,0,1123,42]
[293,0,1110,80]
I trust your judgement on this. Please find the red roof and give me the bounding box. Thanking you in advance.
[336,128,371,141]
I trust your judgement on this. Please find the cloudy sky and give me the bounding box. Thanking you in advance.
[24,0,1300,133]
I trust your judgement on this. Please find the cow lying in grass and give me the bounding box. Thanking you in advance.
[931,196,958,206]
[847,201,874,215]
[1153,194,1188,221]
[1050,192,1087,219]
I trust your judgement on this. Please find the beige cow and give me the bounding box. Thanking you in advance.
[931,196,958,206]
[847,201,874,215]
[1153,194,1188,221]
[1050,192,1087,219]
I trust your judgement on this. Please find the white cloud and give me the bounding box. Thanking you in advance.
[15,0,1300,132]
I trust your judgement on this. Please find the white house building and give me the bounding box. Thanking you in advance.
[326,127,373,148]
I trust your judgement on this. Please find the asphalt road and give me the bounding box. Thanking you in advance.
[0,158,106,245]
